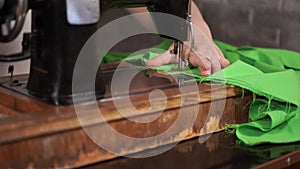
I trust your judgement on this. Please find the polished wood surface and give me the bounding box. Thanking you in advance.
[0,65,253,168]
[82,132,300,169]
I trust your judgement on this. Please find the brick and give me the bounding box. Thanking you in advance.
[224,5,251,24]
[248,8,254,25]
[202,2,250,25]
[197,0,227,4]
[194,0,227,12]
[252,9,283,28]
[280,12,300,32]
[227,0,282,10]
[207,22,228,41]
[249,0,282,10]
[201,2,228,22]
[253,9,300,31]
[280,31,300,52]
[198,0,300,50]
[249,27,281,48]
[225,23,252,46]
[194,0,205,12]
[227,0,250,7]
[283,0,300,14]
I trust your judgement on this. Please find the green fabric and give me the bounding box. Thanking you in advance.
[102,39,173,63]
[103,39,300,146]
[208,41,300,146]
[205,61,300,106]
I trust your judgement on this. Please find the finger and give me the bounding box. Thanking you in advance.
[213,44,230,68]
[198,60,212,77]
[183,44,191,61]
[220,57,230,68]
[145,50,176,67]
[207,50,223,74]
[189,52,212,76]
[210,57,222,74]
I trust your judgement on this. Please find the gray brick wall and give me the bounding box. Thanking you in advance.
[195,0,300,52]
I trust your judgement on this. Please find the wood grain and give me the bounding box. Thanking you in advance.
[0,74,252,168]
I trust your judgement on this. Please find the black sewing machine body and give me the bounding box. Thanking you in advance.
[0,0,190,105]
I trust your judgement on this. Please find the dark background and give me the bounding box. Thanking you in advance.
[195,0,300,52]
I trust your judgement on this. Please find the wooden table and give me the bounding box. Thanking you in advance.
[0,64,254,168]
[82,132,300,169]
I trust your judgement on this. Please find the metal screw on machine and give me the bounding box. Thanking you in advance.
[7,65,22,86]
[8,65,14,82]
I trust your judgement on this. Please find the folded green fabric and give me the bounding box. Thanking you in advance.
[205,61,300,106]
[103,39,300,146]
[210,41,300,146]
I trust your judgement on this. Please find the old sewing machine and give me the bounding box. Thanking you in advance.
[2,0,295,169]
[0,0,194,105]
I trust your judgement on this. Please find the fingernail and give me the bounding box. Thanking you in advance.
[202,70,211,76]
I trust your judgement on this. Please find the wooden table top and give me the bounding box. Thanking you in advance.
[0,65,255,168]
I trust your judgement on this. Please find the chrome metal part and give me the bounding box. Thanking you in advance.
[66,0,100,25]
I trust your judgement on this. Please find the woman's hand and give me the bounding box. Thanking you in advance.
[145,1,230,76]
[145,42,230,76]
